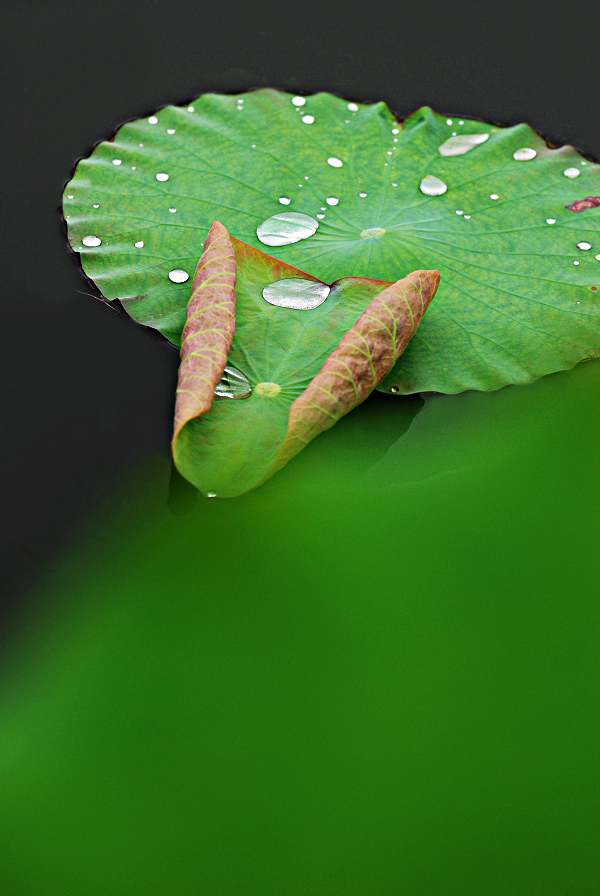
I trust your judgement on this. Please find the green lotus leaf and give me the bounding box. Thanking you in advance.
[171,221,438,497]
[64,89,600,394]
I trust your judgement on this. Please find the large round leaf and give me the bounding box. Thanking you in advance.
[63,89,600,393]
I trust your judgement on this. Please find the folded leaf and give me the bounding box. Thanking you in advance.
[172,222,439,497]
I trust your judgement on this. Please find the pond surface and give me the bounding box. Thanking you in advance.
[1,360,599,896]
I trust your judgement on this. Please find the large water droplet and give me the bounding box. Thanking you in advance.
[291,96,306,107]
[563,167,580,178]
[148,116,158,124]
[156,172,169,182]
[327,157,343,168]
[513,147,537,161]
[82,235,101,247]
[278,197,291,205]
[420,175,448,196]
[112,159,122,166]
[347,102,358,112]
[134,240,144,248]
[302,115,314,124]
[168,269,189,283]
[256,212,319,247]
[577,241,592,250]
[262,278,330,310]
[214,365,252,400]
[326,197,339,206]
[438,133,489,156]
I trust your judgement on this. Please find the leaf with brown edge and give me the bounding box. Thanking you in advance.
[172,223,439,497]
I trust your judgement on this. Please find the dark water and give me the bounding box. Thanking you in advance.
[1,359,598,895]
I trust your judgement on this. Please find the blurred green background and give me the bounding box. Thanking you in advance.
[1,358,598,895]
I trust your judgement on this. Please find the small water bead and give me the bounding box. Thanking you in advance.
[168,269,189,283]
[256,212,319,247]
[360,228,386,239]
[577,241,592,250]
[326,197,339,206]
[451,132,457,136]
[490,193,499,200]
[279,197,291,205]
[167,128,176,134]
[93,203,99,209]
[169,207,177,213]
[316,214,325,219]
[513,147,537,161]
[112,159,122,165]
[456,209,464,215]
[327,157,343,168]
[546,218,556,224]
[359,192,367,198]
[214,365,252,400]
[302,115,314,124]
[207,492,217,498]
[574,260,580,265]
[148,116,158,124]
[262,278,330,310]
[420,175,448,196]
[134,241,144,248]
[304,175,309,180]
[464,215,471,219]
[392,128,400,135]
[438,133,489,156]
[67,194,74,199]
[131,166,136,170]
[347,102,358,111]
[187,106,194,112]
[596,254,600,261]
[392,182,398,187]
[563,167,580,178]
[459,120,464,125]
[156,172,169,182]
[446,119,453,125]
[82,235,102,247]
[292,96,306,106]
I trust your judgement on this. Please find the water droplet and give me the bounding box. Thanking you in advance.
[304,175,309,180]
[131,166,136,170]
[214,365,252,400]
[256,212,319,247]
[490,193,499,200]
[546,218,556,224]
[292,96,306,107]
[438,133,489,156]
[82,235,101,247]
[464,215,471,219]
[574,260,580,265]
[563,167,580,178]
[392,128,400,135]
[167,128,176,134]
[459,120,464,125]
[390,386,400,393]
[577,241,592,250]
[251,143,256,148]
[513,147,537,161]
[187,106,194,112]
[302,115,314,124]
[316,214,325,219]
[139,143,144,147]
[148,116,158,124]
[420,175,448,196]
[168,269,189,283]
[360,228,386,239]
[596,254,600,261]
[156,172,169,182]
[93,203,99,209]
[255,382,282,397]
[327,157,343,168]
[135,241,144,248]
[359,192,367,198]
[456,209,464,215]
[451,132,457,136]
[207,492,217,498]
[326,197,339,206]
[169,207,177,213]
[278,197,291,205]
[347,102,358,112]
[392,182,398,187]
[446,118,453,125]
[112,159,122,166]
[262,278,330,310]
[386,150,393,155]
[67,194,74,199]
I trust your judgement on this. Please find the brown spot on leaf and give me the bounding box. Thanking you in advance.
[591,286,597,291]
[565,196,600,213]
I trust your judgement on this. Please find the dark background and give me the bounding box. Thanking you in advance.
[2,0,599,605]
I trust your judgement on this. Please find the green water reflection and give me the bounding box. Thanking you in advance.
[1,360,599,895]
